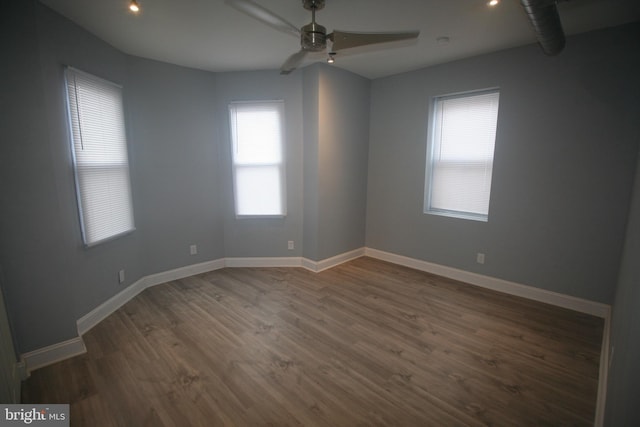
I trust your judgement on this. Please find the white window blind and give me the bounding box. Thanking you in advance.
[65,67,135,246]
[426,89,500,221]
[229,101,286,216]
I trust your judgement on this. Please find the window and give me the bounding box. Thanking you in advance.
[425,89,500,221]
[229,101,286,217]
[65,67,135,246]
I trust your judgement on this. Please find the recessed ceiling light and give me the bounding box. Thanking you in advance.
[488,0,499,6]
[129,0,141,13]
[436,36,450,46]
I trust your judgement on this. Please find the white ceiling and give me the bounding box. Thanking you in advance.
[39,0,640,79]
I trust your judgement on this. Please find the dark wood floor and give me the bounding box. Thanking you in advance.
[23,257,603,426]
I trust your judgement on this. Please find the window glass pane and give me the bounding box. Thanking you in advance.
[426,90,499,220]
[229,101,285,217]
[235,166,282,216]
[437,93,499,162]
[65,68,135,245]
[76,166,135,243]
[233,106,282,165]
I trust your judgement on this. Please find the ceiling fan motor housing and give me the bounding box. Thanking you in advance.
[301,22,327,51]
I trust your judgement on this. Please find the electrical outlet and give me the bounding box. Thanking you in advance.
[287,240,294,250]
[190,244,198,255]
[118,269,125,284]
[476,253,485,264]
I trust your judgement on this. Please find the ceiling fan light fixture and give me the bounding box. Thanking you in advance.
[129,0,141,13]
[226,0,420,75]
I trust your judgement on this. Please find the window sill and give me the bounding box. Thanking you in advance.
[425,209,488,222]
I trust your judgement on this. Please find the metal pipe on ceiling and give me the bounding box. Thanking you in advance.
[519,0,566,56]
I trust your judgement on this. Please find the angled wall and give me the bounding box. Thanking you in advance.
[303,64,370,261]
[1,1,133,353]
[126,56,224,274]
[366,23,640,304]
[215,70,305,258]
[0,2,227,354]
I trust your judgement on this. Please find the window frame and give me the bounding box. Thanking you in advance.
[64,66,136,246]
[228,100,287,218]
[424,88,500,222]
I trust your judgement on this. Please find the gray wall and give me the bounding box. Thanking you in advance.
[1,2,227,353]
[314,65,370,260]
[215,71,305,258]
[605,151,640,425]
[302,66,321,259]
[3,1,366,355]
[126,57,224,274]
[303,64,370,261]
[1,1,138,353]
[366,23,640,304]
[3,16,639,425]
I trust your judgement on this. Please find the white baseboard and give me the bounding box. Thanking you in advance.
[144,259,226,287]
[23,245,612,399]
[76,277,147,336]
[364,247,612,426]
[302,247,366,272]
[22,337,86,374]
[364,248,610,318]
[78,258,226,336]
[224,257,302,268]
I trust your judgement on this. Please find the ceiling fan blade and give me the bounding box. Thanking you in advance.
[329,30,419,51]
[225,0,300,38]
[280,50,308,75]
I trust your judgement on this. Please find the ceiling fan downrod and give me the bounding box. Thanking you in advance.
[301,0,327,51]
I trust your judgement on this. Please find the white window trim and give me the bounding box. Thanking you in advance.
[424,88,500,222]
[229,100,287,218]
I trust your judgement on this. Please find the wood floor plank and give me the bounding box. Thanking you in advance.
[22,257,603,426]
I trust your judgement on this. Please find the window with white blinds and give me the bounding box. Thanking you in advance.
[229,101,286,217]
[65,67,135,246]
[425,89,500,221]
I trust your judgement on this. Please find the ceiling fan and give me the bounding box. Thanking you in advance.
[225,0,420,74]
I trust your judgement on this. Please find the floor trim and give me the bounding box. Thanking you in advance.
[364,248,610,318]
[363,248,612,426]
[77,259,226,337]
[302,248,366,272]
[23,243,612,420]
[224,257,302,268]
[22,337,86,374]
[76,277,147,337]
